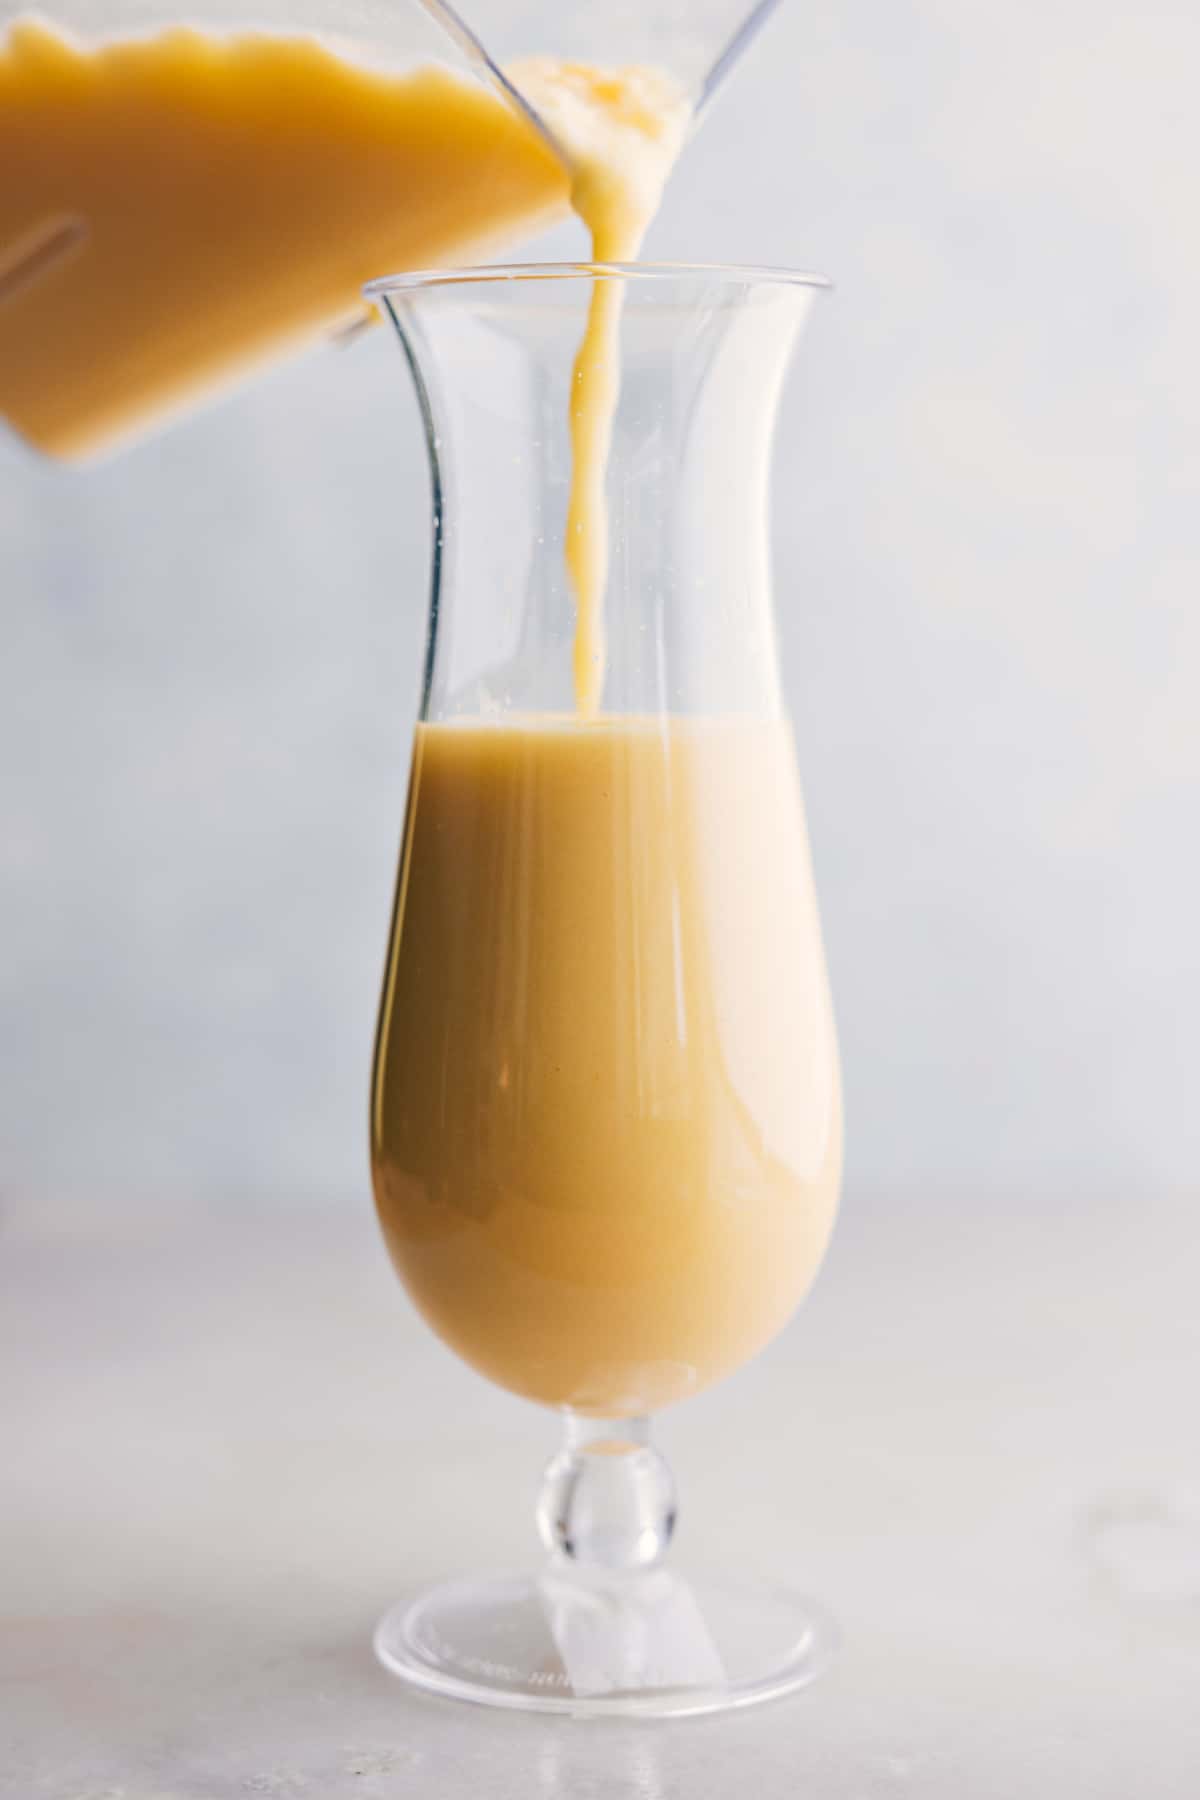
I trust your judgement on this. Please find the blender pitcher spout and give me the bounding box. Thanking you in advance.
[420,0,786,156]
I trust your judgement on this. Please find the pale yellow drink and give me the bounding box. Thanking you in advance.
[371,718,842,1417]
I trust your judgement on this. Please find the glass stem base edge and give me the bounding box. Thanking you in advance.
[373,1566,837,1718]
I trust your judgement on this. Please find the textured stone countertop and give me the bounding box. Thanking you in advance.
[4,1188,1198,1797]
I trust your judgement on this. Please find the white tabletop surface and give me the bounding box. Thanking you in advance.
[4,1186,1198,1798]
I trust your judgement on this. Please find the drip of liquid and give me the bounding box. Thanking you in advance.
[512,63,691,713]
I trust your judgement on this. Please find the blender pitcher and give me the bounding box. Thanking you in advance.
[0,0,783,460]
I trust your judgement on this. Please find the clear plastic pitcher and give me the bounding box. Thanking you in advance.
[0,0,782,459]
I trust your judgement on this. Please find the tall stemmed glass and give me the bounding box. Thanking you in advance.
[367,264,841,1716]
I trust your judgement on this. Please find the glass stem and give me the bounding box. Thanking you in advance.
[536,1415,677,1575]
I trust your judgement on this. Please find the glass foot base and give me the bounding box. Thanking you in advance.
[375,1567,836,1718]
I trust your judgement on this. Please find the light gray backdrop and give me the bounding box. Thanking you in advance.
[3,0,1197,1209]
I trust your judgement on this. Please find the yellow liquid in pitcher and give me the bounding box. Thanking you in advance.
[0,20,570,459]
[371,718,843,1417]
[0,22,686,710]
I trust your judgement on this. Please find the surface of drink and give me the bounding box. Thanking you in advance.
[0,19,570,458]
[371,716,842,1417]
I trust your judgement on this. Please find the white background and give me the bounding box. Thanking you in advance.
[3,0,1199,1211]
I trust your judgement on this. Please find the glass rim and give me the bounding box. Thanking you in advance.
[364,261,833,302]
